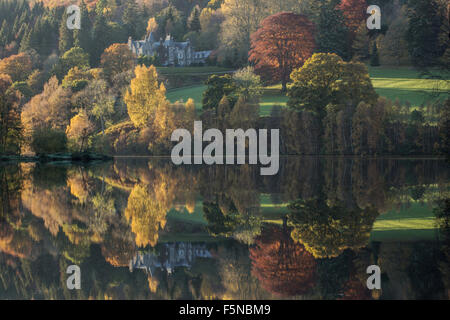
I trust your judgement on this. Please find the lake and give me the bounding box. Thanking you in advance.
[0,157,449,299]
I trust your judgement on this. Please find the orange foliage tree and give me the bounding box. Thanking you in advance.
[100,43,136,82]
[249,12,315,92]
[0,53,33,82]
[250,224,317,297]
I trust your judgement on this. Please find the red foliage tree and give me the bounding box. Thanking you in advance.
[249,12,315,92]
[337,0,368,34]
[250,224,317,297]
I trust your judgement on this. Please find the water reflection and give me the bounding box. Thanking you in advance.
[0,157,449,299]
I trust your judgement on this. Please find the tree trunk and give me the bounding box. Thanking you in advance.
[281,80,287,93]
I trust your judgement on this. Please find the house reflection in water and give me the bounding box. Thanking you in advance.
[129,243,212,275]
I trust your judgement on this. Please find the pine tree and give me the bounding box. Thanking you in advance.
[74,0,92,53]
[406,0,443,68]
[122,0,142,39]
[91,14,109,66]
[59,12,74,54]
[0,20,10,46]
[19,26,31,52]
[316,0,349,60]
[188,6,201,32]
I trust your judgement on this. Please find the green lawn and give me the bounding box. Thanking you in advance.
[166,67,449,115]
[167,85,206,110]
[368,66,449,106]
[167,85,289,115]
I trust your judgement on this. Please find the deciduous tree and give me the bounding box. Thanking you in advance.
[250,225,317,297]
[337,0,367,35]
[0,52,33,82]
[100,43,136,82]
[0,74,22,154]
[124,65,167,128]
[249,12,315,92]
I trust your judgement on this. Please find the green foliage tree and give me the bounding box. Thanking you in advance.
[74,0,92,53]
[188,5,201,32]
[315,0,349,60]
[122,0,144,39]
[31,127,67,155]
[378,5,410,66]
[406,0,444,67]
[58,11,74,54]
[202,74,236,111]
[288,53,344,120]
[288,198,379,259]
[0,74,23,154]
[352,22,371,61]
[232,66,262,101]
[53,47,90,80]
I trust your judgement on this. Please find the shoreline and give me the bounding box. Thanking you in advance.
[0,153,113,163]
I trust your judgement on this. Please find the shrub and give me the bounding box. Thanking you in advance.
[31,128,67,155]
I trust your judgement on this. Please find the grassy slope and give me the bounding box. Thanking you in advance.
[166,67,450,116]
[167,85,206,110]
[369,66,449,106]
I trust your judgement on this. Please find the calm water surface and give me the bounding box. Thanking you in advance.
[0,157,449,299]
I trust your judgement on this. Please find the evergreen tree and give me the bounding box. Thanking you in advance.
[0,20,10,46]
[19,26,31,52]
[91,14,110,66]
[316,0,349,60]
[406,0,443,68]
[188,6,201,32]
[74,0,92,53]
[122,0,142,39]
[59,12,74,54]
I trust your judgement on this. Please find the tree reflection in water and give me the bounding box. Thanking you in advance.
[0,157,448,299]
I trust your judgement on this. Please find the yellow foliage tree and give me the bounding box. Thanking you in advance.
[66,110,94,151]
[125,185,167,247]
[146,17,158,34]
[124,65,167,128]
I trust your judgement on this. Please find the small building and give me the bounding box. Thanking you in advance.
[128,33,212,66]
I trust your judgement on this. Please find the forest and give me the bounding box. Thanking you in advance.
[0,0,448,158]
